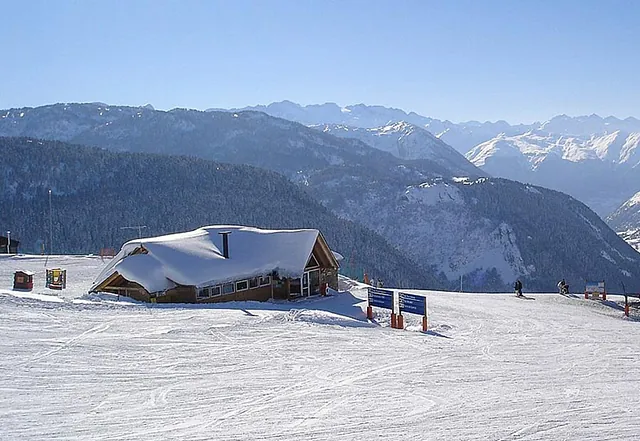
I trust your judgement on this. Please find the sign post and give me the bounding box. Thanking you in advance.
[625,295,630,317]
[367,287,397,328]
[585,281,606,300]
[399,291,429,332]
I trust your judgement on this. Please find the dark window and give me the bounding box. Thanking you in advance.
[259,276,271,286]
[236,280,248,291]
[249,278,259,289]
[210,286,221,297]
[197,288,210,299]
[306,254,320,268]
[223,283,235,294]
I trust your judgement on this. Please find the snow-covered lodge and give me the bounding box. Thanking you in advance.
[90,226,340,303]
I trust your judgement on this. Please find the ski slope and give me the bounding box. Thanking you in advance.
[1,255,639,440]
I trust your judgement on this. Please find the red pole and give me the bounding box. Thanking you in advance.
[367,305,373,320]
[391,313,397,329]
[397,314,404,330]
[422,315,428,332]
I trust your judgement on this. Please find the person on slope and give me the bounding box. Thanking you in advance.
[557,279,569,294]
[514,279,523,297]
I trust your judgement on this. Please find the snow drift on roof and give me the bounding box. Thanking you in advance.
[91,226,324,293]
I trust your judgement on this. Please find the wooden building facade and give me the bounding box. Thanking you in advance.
[0,236,19,254]
[90,226,340,304]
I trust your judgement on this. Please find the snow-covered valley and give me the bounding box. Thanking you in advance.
[1,255,639,440]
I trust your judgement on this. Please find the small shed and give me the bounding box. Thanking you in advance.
[13,271,34,290]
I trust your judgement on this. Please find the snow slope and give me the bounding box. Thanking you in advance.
[1,255,639,440]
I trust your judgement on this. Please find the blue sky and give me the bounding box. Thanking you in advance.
[1,0,638,123]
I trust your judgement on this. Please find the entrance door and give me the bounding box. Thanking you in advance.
[302,272,310,297]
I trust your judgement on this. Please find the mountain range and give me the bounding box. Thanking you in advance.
[2,102,639,291]
[465,131,640,216]
[223,101,640,217]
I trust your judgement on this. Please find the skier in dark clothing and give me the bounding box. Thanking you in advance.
[514,279,523,297]
[557,279,569,294]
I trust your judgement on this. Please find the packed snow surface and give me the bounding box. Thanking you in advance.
[1,255,639,440]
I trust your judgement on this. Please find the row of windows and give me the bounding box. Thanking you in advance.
[197,275,271,299]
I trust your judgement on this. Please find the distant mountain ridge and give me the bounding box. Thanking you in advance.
[465,130,640,215]
[213,100,536,153]
[0,103,477,180]
[3,103,639,291]
[311,121,481,176]
[214,101,640,217]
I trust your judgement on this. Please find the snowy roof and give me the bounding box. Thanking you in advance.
[16,270,34,276]
[91,226,335,294]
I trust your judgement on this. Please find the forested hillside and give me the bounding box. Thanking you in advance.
[0,137,444,289]
[306,171,640,292]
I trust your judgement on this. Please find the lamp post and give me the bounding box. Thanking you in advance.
[48,189,53,256]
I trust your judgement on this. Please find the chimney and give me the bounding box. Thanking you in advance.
[218,231,231,258]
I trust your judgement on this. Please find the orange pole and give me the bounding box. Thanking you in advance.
[391,313,397,329]
[625,296,630,317]
[422,315,428,332]
[397,314,404,330]
[367,305,373,320]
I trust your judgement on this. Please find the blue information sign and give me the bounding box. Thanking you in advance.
[368,287,394,310]
[398,292,426,316]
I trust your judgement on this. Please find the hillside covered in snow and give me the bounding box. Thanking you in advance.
[466,130,640,216]
[1,255,639,440]
[306,174,640,292]
[312,121,482,176]
[607,191,640,249]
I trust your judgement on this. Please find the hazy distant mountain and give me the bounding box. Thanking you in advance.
[215,100,536,154]
[466,130,640,216]
[312,121,482,176]
[0,103,468,179]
